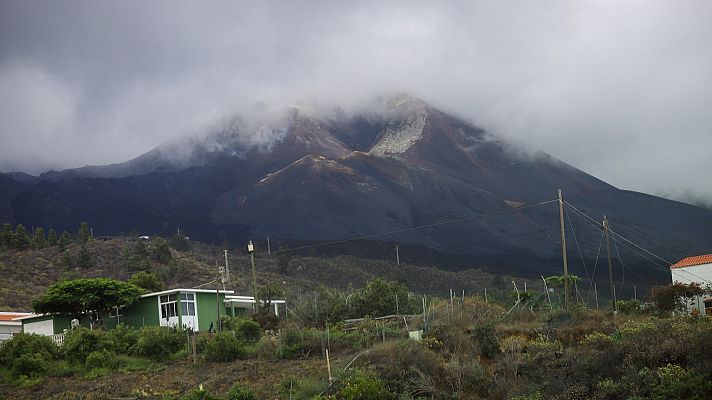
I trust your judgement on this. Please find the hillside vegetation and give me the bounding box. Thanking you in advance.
[0,224,526,312]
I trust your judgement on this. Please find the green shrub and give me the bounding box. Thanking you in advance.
[198,332,246,362]
[132,326,187,361]
[333,368,394,400]
[226,383,257,400]
[278,328,322,359]
[360,340,448,397]
[279,376,325,400]
[616,300,642,315]
[85,349,118,369]
[11,353,49,377]
[471,323,499,359]
[0,333,59,365]
[221,316,262,342]
[104,323,139,354]
[62,327,110,364]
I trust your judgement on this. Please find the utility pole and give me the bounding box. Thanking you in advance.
[223,249,230,284]
[558,189,570,309]
[248,240,257,313]
[216,261,221,331]
[603,216,617,311]
[267,236,271,256]
[395,244,400,266]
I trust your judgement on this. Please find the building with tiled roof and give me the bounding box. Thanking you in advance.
[0,311,32,340]
[670,254,712,315]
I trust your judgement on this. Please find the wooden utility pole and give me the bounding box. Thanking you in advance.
[603,216,617,311]
[216,261,221,331]
[395,244,400,266]
[223,249,229,285]
[558,189,570,308]
[248,240,257,313]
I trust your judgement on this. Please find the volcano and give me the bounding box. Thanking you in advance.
[3,96,711,281]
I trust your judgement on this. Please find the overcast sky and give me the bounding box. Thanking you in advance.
[1,1,711,203]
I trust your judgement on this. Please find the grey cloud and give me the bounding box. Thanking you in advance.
[0,0,711,202]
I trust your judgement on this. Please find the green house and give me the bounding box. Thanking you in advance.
[120,288,233,332]
[21,289,233,335]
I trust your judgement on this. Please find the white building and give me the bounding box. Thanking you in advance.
[670,254,712,314]
[0,312,32,341]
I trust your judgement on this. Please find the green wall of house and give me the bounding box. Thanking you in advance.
[121,296,159,328]
[196,292,226,332]
[53,315,73,333]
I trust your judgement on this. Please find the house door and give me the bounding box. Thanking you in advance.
[180,293,199,331]
[159,294,179,327]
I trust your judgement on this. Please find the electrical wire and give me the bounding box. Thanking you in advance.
[564,205,593,288]
[273,198,558,254]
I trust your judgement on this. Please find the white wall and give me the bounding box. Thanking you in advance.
[671,262,712,314]
[23,319,54,335]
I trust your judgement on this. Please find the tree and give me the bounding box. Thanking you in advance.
[276,246,292,273]
[13,224,30,250]
[32,227,46,249]
[169,233,190,252]
[75,244,93,268]
[0,223,14,250]
[353,278,413,317]
[124,241,151,271]
[77,221,92,243]
[32,278,143,321]
[257,281,285,311]
[58,250,73,268]
[128,271,164,292]
[47,228,58,246]
[651,282,706,314]
[58,231,73,251]
[151,237,172,264]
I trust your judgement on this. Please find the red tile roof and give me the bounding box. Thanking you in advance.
[671,254,712,269]
[0,313,30,321]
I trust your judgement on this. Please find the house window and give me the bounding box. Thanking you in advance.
[160,294,178,319]
[180,293,196,316]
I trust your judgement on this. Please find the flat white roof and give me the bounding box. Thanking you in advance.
[224,295,286,304]
[141,288,234,298]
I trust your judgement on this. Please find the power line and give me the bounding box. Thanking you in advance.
[563,199,712,286]
[274,199,558,254]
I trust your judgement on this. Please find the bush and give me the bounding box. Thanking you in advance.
[278,328,322,359]
[62,327,110,364]
[221,316,262,342]
[360,340,448,397]
[11,353,50,377]
[471,323,500,359]
[226,383,257,400]
[252,310,279,331]
[132,326,187,361]
[198,332,246,362]
[104,323,139,354]
[0,333,59,365]
[85,349,118,369]
[616,300,642,315]
[279,376,325,400]
[332,368,394,400]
